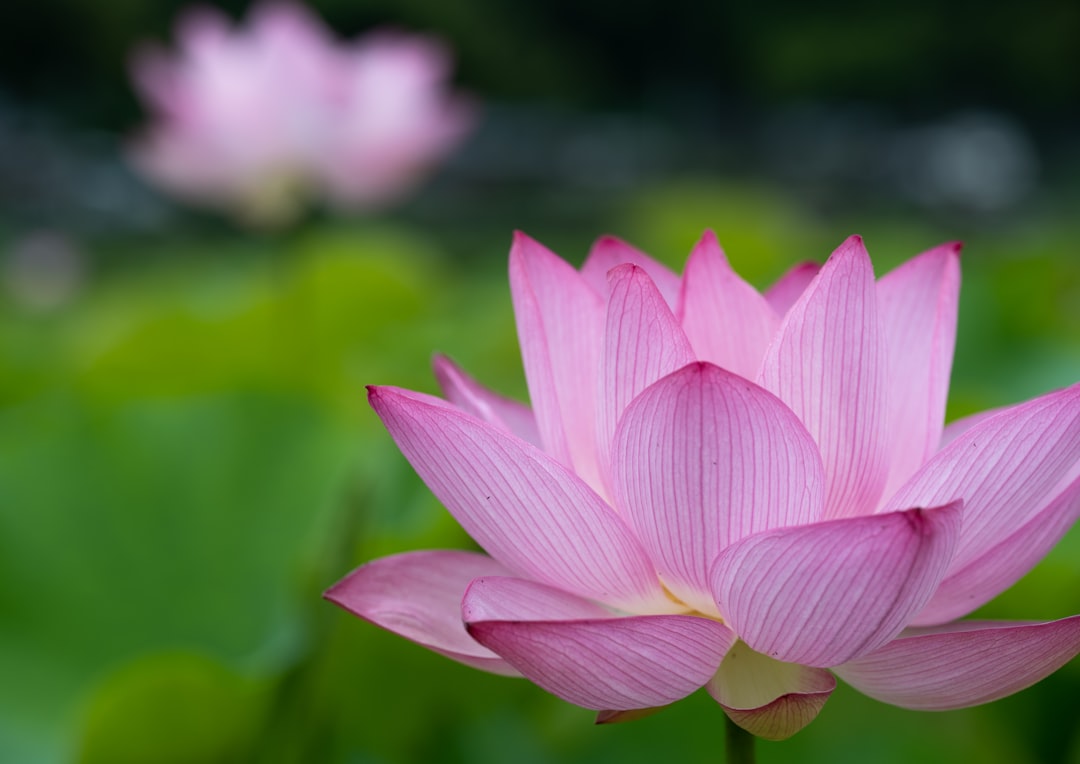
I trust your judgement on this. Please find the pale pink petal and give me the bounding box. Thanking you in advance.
[710,502,962,667]
[707,641,835,741]
[612,362,825,615]
[764,261,821,316]
[324,550,519,675]
[914,476,1080,624]
[876,243,961,502]
[463,578,735,710]
[368,385,672,612]
[759,235,889,519]
[509,232,606,492]
[883,383,1080,575]
[580,235,681,308]
[596,265,696,494]
[835,616,1080,710]
[432,354,541,447]
[939,406,1005,449]
[677,231,780,379]
[461,576,616,621]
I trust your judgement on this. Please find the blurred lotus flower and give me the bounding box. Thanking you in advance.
[327,232,1080,740]
[128,2,473,226]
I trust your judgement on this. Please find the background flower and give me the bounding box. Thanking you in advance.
[128,2,474,226]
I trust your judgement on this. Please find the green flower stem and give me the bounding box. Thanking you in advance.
[725,714,756,764]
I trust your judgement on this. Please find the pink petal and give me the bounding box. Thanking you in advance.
[368,385,671,612]
[612,362,825,615]
[324,550,519,675]
[580,235,681,308]
[463,578,735,710]
[876,243,961,502]
[596,265,696,494]
[913,474,1080,625]
[710,502,962,667]
[759,235,889,519]
[461,576,615,622]
[835,616,1080,710]
[764,261,821,317]
[707,641,835,741]
[432,354,541,447]
[939,407,1004,450]
[883,384,1080,580]
[509,232,606,492]
[677,231,780,379]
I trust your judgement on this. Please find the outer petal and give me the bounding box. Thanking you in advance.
[596,265,696,494]
[463,577,735,711]
[677,231,780,379]
[759,235,889,519]
[613,362,825,615]
[876,243,961,502]
[509,232,606,492]
[368,385,672,612]
[835,616,1080,710]
[710,502,962,667]
[764,261,821,316]
[324,550,519,675]
[884,383,1080,585]
[913,474,1080,625]
[432,354,541,447]
[707,641,835,741]
[580,234,681,308]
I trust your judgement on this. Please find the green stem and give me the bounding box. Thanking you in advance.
[725,714,756,764]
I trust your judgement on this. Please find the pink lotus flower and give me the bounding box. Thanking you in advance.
[327,232,1080,740]
[129,2,473,225]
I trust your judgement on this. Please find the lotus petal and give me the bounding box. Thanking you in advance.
[324,550,519,675]
[835,616,1080,710]
[368,385,672,612]
[759,235,889,519]
[710,503,962,666]
[614,362,825,615]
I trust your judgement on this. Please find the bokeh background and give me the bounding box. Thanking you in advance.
[1,1,1079,762]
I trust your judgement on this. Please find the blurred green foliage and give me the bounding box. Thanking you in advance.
[0,182,1077,763]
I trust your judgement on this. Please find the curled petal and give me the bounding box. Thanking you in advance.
[613,362,825,615]
[368,385,671,612]
[759,235,889,519]
[464,578,735,711]
[580,235,681,308]
[710,502,962,667]
[677,230,779,379]
[707,641,835,741]
[432,354,541,447]
[324,550,519,675]
[510,231,606,491]
[835,616,1080,710]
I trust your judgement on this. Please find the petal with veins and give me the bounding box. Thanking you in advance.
[835,616,1080,710]
[368,385,672,612]
[433,354,541,447]
[711,502,962,667]
[324,550,519,675]
[759,235,889,519]
[677,231,779,379]
[613,362,825,615]
[464,577,735,711]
